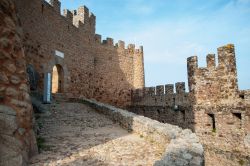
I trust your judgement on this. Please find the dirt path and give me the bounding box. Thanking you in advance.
[29,102,165,166]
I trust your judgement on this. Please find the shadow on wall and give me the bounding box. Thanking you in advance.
[91,41,144,108]
[129,82,196,132]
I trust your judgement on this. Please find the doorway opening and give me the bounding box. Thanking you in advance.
[52,64,64,93]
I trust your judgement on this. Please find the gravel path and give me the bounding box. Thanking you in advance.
[29,102,165,166]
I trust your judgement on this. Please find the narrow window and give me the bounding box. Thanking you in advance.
[42,4,44,13]
[181,110,185,121]
[157,109,160,115]
[239,94,245,99]
[208,114,216,132]
[233,113,242,120]
[93,58,97,66]
[232,113,242,128]
[142,108,146,116]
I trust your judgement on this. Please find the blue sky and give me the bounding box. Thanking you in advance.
[60,0,250,90]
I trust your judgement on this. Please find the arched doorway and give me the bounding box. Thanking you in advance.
[52,64,64,93]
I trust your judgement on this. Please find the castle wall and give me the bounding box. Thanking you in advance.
[187,44,250,165]
[193,104,250,166]
[240,90,250,104]
[129,82,194,129]
[91,41,144,107]
[0,0,38,165]
[13,0,144,108]
[187,44,239,105]
[130,44,250,165]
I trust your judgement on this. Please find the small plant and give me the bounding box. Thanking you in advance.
[238,159,244,166]
[38,122,43,129]
[140,134,143,138]
[212,128,216,133]
[37,137,46,153]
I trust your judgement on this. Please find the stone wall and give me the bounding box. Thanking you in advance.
[130,44,250,165]
[74,98,204,166]
[187,44,239,105]
[129,82,193,129]
[13,0,145,108]
[187,44,250,165]
[0,0,37,165]
[240,90,250,105]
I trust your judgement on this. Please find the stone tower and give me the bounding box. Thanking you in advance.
[187,44,238,105]
[133,46,145,89]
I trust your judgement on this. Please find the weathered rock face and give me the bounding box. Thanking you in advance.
[0,0,38,165]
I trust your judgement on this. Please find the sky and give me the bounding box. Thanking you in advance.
[60,0,250,90]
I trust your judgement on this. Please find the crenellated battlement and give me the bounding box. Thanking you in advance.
[72,6,96,33]
[130,82,190,128]
[14,0,145,109]
[206,54,216,68]
[63,9,73,22]
[94,34,102,43]
[175,82,185,94]
[187,44,238,104]
[129,44,250,164]
[42,0,96,34]
[49,0,61,13]
[217,44,235,66]
[92,34,143,54]
[44,0,143,54]
[132,82,188,102]
[187,44,236,76]
[156,85,164,96]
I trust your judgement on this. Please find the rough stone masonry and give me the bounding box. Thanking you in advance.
[0,0,37,165]
[1,0,249,165]
[130,44,250,165]
[13,0,145,108]
[0,0,204,165]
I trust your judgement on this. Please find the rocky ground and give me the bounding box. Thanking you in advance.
[29,102,165,166]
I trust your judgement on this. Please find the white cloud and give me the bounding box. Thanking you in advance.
[124,0,156,15]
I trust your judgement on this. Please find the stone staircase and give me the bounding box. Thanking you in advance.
[30,102,166,166]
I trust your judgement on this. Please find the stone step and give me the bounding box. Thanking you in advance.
[52,93,68,102]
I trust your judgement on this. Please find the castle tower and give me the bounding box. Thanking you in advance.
[72,6,96,34]
[133,46,145,89]
[187,44,239,104]
[217,44,238,99]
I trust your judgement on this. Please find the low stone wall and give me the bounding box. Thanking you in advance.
[74,98,204,166]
